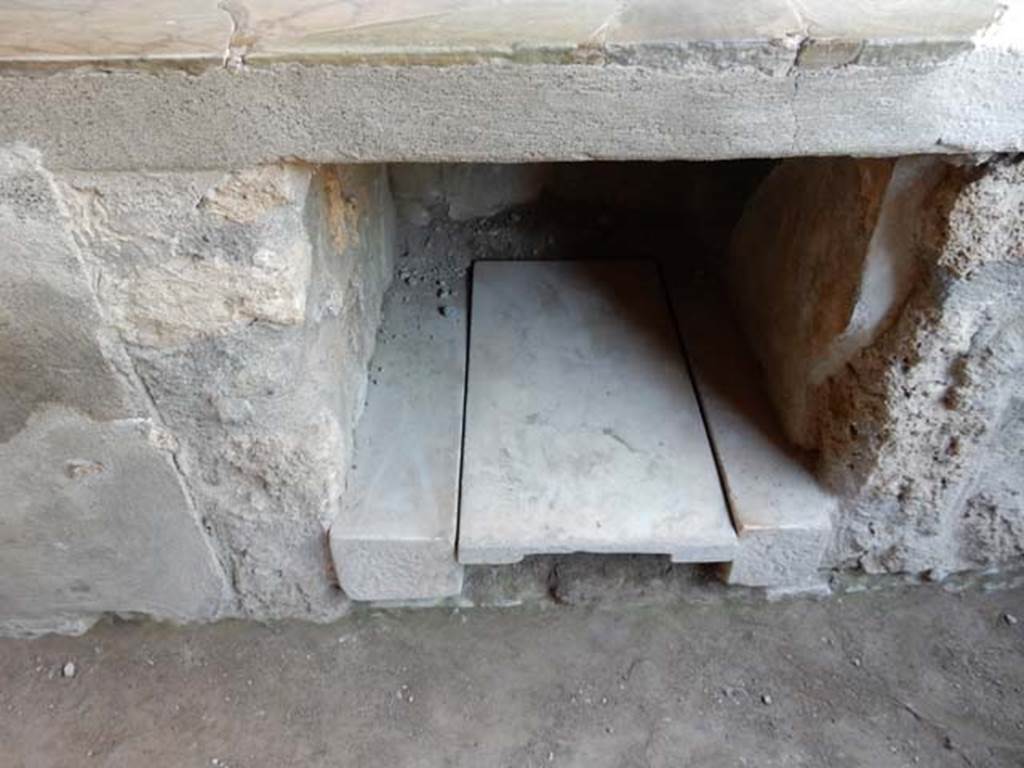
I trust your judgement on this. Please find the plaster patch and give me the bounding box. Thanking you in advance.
[323,169,362,253]
[106,238,312,347]
[201,164,311,224]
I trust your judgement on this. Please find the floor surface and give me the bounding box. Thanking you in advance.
[3,581,1024,767]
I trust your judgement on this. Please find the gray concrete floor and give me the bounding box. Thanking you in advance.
[3,579,1024,767]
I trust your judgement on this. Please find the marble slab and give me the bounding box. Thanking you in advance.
[0,0,1006,67]
[785,0,1005,39]
[240,0,621,63]
[0,0,230,65]
[329,260,466,601]
[458,260,736,565]
[669,276,834,589]
[610,0,801,44]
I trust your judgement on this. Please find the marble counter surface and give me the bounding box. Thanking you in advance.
[1,0,1021,169]
[0,0,1014,69]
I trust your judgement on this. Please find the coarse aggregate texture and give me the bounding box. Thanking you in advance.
[730,156,1024,577]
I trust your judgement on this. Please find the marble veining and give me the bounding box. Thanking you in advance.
[0,0,231,63]
[0,0,1011,68]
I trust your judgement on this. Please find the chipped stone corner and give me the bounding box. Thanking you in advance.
[725,523,833,591]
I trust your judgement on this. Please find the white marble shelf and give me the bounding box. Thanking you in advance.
[457,260,737,565]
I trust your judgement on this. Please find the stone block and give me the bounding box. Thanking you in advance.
[0,146,232,635]
[729,156,958,449]
[329,250,465,601]
[52,162,395,620]
[0,409,231,636]
[0,146,144,442]
[671,277,833,589]
[728,157,892,448]
[57,163,315,348]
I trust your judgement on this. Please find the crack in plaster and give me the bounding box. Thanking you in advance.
[585,0,629,47]
[786,0,810,35]
[123,350,241,613]
[218,0,252,69]
[47,170,238,612]
[975,1,1024,50]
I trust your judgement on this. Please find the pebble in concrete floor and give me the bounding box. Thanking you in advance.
[2,577,1024,768]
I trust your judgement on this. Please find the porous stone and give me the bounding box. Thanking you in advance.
[730,155,1024,576]
[824,159,1024,574]
[58,163,315,348]
[458,260,736,565]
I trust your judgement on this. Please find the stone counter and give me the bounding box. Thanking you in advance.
[1,0,1022,169]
